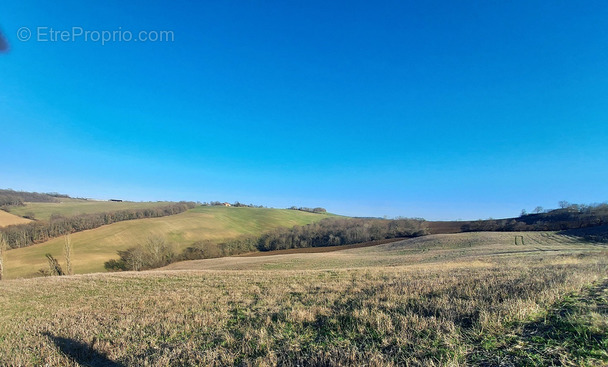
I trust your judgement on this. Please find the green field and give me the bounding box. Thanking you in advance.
[1,231,606,366]
[7,198,175,221]
[3,206,334,279]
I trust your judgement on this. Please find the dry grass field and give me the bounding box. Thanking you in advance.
[1,231,606,366]
[2,206,334,279]
[162,231,604,271]
[0,210,31,227]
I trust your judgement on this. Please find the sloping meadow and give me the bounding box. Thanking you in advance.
[1,249,606,366]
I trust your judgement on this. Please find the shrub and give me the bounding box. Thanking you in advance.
[105,236,175,271]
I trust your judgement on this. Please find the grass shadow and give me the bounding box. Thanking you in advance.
[469,279,608,366]
[43,332,124,367]
[557,225,608,243]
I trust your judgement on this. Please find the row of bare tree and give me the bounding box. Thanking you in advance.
[0,202,196,249]
[462,203,608,232]
[0,189,61,208]
[106,217,428,271]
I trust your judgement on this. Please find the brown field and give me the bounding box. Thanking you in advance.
[0,231,606,366]
[426,220,468,234]
[0,210,31,227]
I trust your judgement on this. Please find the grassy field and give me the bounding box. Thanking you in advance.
[2,206,334,279]
[6,198,175,221]
[0,231,606,366]
[0,210,31,227]
[162,231,605,271]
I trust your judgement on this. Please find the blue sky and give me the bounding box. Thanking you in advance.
[1,1,607,220]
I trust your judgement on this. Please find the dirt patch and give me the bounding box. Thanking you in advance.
[426,221,469,234]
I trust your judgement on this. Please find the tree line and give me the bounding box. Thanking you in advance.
[0,189,62,208]
[287,206,327,214]
[0,202,196,249]
[105,217,428,271]
[200,201,266,208]
[254,217,426,251]
[462,202,608,232]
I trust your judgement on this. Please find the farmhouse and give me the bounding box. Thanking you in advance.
[222,202,231,207]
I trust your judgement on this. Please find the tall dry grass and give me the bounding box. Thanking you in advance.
[0,234,6,280]
[63,234,73,276]
[0,251,606,366]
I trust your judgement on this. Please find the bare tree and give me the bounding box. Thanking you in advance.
[0,235,6,280]
[533,206,544,214]
[142,235,174,269]
[46,254,64,276]
[64,234,73,275]
[558,201,570,209]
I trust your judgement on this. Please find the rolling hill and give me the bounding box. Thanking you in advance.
[3,206,335,279]
[161,230,605,272]
[1,231,606,365]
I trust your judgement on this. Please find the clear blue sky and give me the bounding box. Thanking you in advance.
[1,1,607,220]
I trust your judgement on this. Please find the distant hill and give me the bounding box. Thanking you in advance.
[1,200,196,249]
[3,206,336,279]
[415,204,608,238]
[557,225,608,243]
[517,205,608,229]
[461,204,608,232]
[0,189,62,208]
[7,197,175,221]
